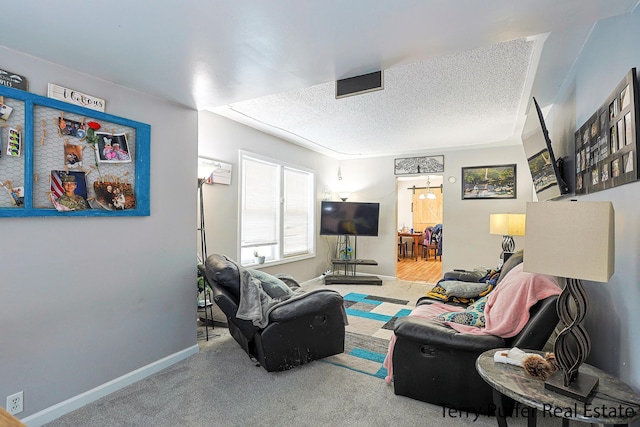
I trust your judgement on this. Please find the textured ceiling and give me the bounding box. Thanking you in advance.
[215,38,536,157]
[2,1,639,159]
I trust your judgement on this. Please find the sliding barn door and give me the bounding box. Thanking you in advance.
[413,188,443,233]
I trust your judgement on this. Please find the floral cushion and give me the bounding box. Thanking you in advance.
[435,296,487,327]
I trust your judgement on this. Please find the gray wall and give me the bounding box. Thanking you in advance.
[542,8,640,390]
[0,47,198,423]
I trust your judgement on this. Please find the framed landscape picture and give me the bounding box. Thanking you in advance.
[461,164,517,200]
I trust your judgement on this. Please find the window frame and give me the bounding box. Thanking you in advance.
[238,151,315,266]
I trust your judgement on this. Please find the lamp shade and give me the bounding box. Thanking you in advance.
[523,201,614,282]
[489,213,526,236]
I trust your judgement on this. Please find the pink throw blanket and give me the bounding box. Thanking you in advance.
[383,264,560,384]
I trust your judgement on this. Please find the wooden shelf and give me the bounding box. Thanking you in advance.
[324,274,382,286]
[331,258,378,266]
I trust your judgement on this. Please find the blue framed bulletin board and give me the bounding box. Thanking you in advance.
[0,84,150,217]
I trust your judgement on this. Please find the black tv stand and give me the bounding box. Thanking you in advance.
[324,235,382,285]
[324,272,382,286]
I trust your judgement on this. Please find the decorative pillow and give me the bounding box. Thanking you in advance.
[435,296,487,327]
[248,269,294,299]
[274,273,300,289]
[443,268,487,282]
[440,280,492,298]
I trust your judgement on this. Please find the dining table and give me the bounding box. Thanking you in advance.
[398,231,423,261]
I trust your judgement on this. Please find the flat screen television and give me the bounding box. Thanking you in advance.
[521,97,569,201]
[320,201,380,236]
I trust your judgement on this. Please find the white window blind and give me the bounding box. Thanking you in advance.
[283,167,311,256]
[240,153,314,265]
[241,157,278,246]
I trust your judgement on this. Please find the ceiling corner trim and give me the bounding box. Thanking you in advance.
[212,104,351,159]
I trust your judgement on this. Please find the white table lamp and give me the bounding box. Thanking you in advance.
[490,213,526,259]
[523,201,615,401]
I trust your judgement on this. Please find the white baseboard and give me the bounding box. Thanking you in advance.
[21,344,199,427]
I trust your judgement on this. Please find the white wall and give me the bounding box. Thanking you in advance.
[0,46,198,422]
[441,145,533,270]
[337,145,533,276]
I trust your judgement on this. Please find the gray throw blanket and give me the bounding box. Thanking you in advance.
[235,262,302,328]
[234,261,348,328]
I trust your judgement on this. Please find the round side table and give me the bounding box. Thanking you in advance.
[476,349,640,427]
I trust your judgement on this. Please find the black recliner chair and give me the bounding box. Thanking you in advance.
[199,254,346,372]
[390,252,559,415]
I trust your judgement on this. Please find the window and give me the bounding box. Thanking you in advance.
[240,152,314,265]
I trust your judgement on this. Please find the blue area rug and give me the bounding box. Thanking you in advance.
[322,292,412,379]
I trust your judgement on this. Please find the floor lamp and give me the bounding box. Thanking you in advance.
[197,178,208,264]
[197,167,215,339]
[197,165,215,264]
[523,201,615,401]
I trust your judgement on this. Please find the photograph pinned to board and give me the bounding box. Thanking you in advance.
[64,142,84,169]
[0,103,13,121]
[0,180,24,206]
[95,132,131,163]
[50,170,90,211]
[94,177,136,210]
[58,117,87,139]
[7,127,21,157]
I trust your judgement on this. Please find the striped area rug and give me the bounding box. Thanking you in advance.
[321,292,413,379]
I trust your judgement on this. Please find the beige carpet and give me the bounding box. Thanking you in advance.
[47,279,571,427]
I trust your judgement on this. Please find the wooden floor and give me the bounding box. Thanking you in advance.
[396,252,442,283]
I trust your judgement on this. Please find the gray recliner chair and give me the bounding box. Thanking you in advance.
[199,254,346,372]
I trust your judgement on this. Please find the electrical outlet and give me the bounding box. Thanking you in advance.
[6,391,23,415]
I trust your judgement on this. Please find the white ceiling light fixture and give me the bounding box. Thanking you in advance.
[419,176,437,200]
